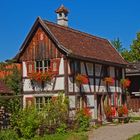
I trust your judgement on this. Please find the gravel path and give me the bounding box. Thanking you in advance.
[88,121,140,140]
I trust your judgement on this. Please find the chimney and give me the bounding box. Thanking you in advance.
[55,5,69,27]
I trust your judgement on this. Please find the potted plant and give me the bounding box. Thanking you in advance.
[75,74,89,85]
[120,78,131,89]
[104,105,115,121]
[117,105,128,117]
[104,77,115,85]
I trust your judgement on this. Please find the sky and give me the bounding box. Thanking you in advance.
[0,0,140,61]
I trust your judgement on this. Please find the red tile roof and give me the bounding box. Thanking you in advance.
[44,20,127,65]
[0,81,12,94]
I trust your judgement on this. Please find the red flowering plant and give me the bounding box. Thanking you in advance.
[104,105,115,118]
[83,107,92,117]
[104,77,115,85]
[117,105,128,117]
[120,78,131,89]
[75,107,92,131]
[75,74,89,85]
[29,69,54,83]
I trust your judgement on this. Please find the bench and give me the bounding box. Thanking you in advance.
[111,116,130,124]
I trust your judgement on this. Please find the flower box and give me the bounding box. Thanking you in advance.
[75,74,89,85]
[120,78,131,88]
[29,69,54,83]
[104,77,115,85]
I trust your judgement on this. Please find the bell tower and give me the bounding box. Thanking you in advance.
[55,5,69,27]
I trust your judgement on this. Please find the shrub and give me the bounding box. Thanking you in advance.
[41,94,69,134]
[0,130,18,140]
[75,108,91,132]
[10,107,42,139]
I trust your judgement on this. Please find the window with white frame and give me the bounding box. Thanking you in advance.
[35,60,50,72]
[35,96,52,111]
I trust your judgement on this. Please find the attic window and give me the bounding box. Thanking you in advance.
[35,60,50,72]
[59,13,62,17]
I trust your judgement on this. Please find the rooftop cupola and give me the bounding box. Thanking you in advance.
[55,5,69,27]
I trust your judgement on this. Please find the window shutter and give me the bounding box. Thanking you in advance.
[27,61,34,76]
[50,59,60,74]
[26,97,35,107]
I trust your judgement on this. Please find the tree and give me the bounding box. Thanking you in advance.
[111,38,131,61]
[111,38,124,53]
[0,62,22,113]
[129,32,140,62]
[4,64,22,95]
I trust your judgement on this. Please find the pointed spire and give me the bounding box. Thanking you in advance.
[55,5,69,27]
[55,4,69,14]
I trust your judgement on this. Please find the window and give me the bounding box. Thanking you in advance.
[35,96,52,111]
[59,13,62,17]
[35,60,50,72]
[116,68,122,80]
[36,97,43,111]
[75,61,80,73]
[70,60,80,74]
[102,66,109,77]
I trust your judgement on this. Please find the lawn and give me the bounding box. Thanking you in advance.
[128,134,140,140]
[32,133,88,140]
[0,130,88,140]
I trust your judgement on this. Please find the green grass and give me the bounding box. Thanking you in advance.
[129,117,140,123]
[0,130,88,140]
[128,134,140,140]
[32,133,88,140]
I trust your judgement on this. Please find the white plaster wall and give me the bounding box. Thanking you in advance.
[68,77,74,92]
[108,86,116,92]
[54,77,64,90]
[74,83,80,92]
[69,96,76,108]
[94,97,97,119]
[81,84,90,92]
[23,79,33,91]
[22,61,27,77]
[59,58,64,75]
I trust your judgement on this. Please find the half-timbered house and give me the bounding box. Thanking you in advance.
[126,62,140,112]
[15,5,128,122]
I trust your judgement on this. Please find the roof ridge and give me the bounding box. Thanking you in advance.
[43,20,108,42]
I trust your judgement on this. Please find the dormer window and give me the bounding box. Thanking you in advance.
[35,60,50,72]
[59,13,62,17]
